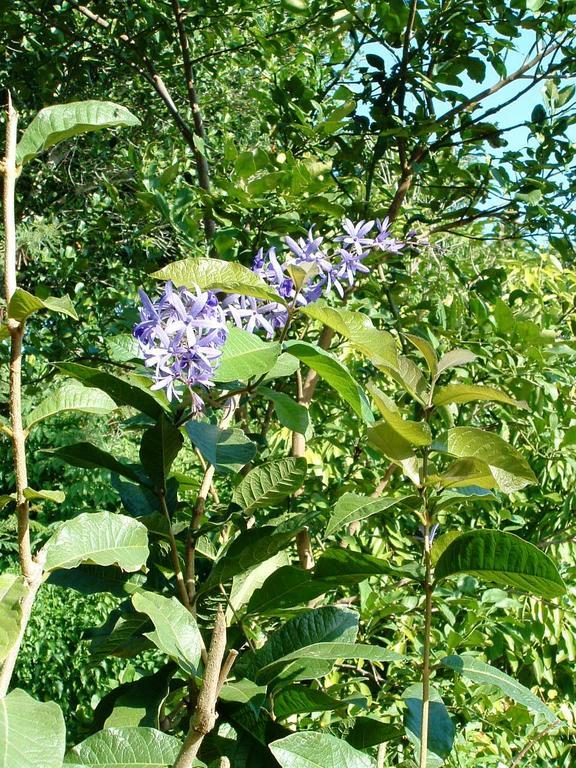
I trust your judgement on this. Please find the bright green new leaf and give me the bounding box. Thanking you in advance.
[405,333,438,375]
[434,529,566,598]
[325,493,414,536]
[45,511,149,573]
[131,591,202,675]
[270,732,376,768]
[441,655,557,723]
[152,257,282,302]
[284,340,373,422]
[8,288,78,322]
[185,421,256,475]
[0,689,65,768]
[0,574,26,662]
[377,355,429,404]
[446,427,537,492]
[433,384,526,408]
[63,727,181,767]
[227,551,289,620]
[23,487,65,504]
[26,381,117,429]
[436,348,478,375]
[232,457,307,512]
[213,326,280,381]
[368,383,432,445]
[16,100,140,166]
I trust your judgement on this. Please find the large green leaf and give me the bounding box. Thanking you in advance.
[139,417,183,490]
[436,348,477,375]
[0,689,65,768]
[203,526,300,589]
[367,421,416,464]
[131,591,202,676]
[325,493,414,536]
[185,421,256,475]
[8,288,78,322]
[433,384,526,408]
[367,383,432,445]
[377,355,428,404]
[94,666,174,731]
[56,363,166,419]
[246,566,330,614]
[232,457,307,512]
[315,548,420,584]
[284,340,373,422]
[63,727,181,767]
[440,655,557,723]
[275,642,404,665]
[270,732,375,768]
[301,301,397,367]
[403,684,454,766]
[152,257,282,302]
[260,388,311,434]
[227,552,289,619]
[45,512,149,573]
[213,327,280,381]
[26,381,117,429]
[446,427,537,492]
[0,574,27,662]
[48,564,146,598]
[16,101,140,166]
[273,687,345,718]
[44,442,147,485]
[434,529,566,598]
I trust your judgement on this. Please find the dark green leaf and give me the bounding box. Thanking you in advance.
[260,388,310,434]
[44,442,147,485]
[232,458,307,512]
[185,421,256,475]
[403,684,454,765]
[139,417,183,490]
[245,566,329,614]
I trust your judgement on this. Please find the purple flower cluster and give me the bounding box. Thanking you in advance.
[135,219,405,402]
[134,281,227,405]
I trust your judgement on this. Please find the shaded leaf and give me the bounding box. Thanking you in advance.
[185,421,256,475]
[139,417,183,490]
[260,388,310,434]
[403,684,454,766]
[0,574,27,662]
[44,442,147,485]
[245,566,329,614]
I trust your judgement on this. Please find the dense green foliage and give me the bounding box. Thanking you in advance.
[1,1,576,767]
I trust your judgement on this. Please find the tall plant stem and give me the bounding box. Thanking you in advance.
[0,93,44,698]
[419,446,433,768]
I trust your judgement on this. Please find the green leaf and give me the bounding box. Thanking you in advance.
[436,348,477,376]
[433,384,526,408]
[16,101,140,166]
[315,548,420,584]
[263,352,300,381]
[273,687,345,718]
[434,529,566,598]
[0,574,27,662]
[526,0,545,10]
[45,511,149,573]
[214,327,280,382]
[347,718,402,750]
[245,566,329,614]
[48,564,146,597]
[270,732,375,768]
[185,421,256,475]
[434,458,495,490]
[276,642,403,664]
[284,341,373,422]
[227,552,289,620]
[403,684,454,766]
[367,421,416,463]
[63,727,181,767]
[446,427,537,492]
[139,417,183,490]
[377,355,429,404]
[56,363,166,419]
[152,257,282,302]
[44,442,147,485]
[405,333,438,376]
[325,493,414,536]
[367,383,432,446]
[301,301,397,367]
[8,288,78,321]
[26,381,117,429]
[232,457,307,512]
[440,655,557,723]
[251,606,359,683]
[260,388,311,434]
[0,689,65,768]
[203,526,301,589]
[94,666,174,731]
[22,487,65,504]
[131,591,202,675]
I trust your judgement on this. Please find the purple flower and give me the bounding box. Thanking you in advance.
[336,219,375,255]
[373,217,405,254]
[332,247,370,294]
[134,281,228,406]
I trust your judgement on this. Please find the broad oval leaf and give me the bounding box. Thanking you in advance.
[315,548,421,584]
[260,388,311,434]
[368,383,432,446]
[26,381,117,429]
[131,591,202,675]
[8,288,78,322]
[0,689,65,768]
[0,574,27,662]
[434,529,566,598]
[436,348,478,375]
[152,257,283,302]
[284,340,373,423]
[185,421,256,475]
[270,732,376,768]
[214,326,280,382]
[44,442,147,486]
[45,511,149,573]
[325,493,414,536]
[377,355,429,405]
[440,654,557,723]
[403,683,455,766]
[245,565,328,614]
[232,457,307,512]
[446,427,537,492]
[273,687,345,718]
[433,384,526,408]
[63,727,180,767]
[17,101,140,166]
